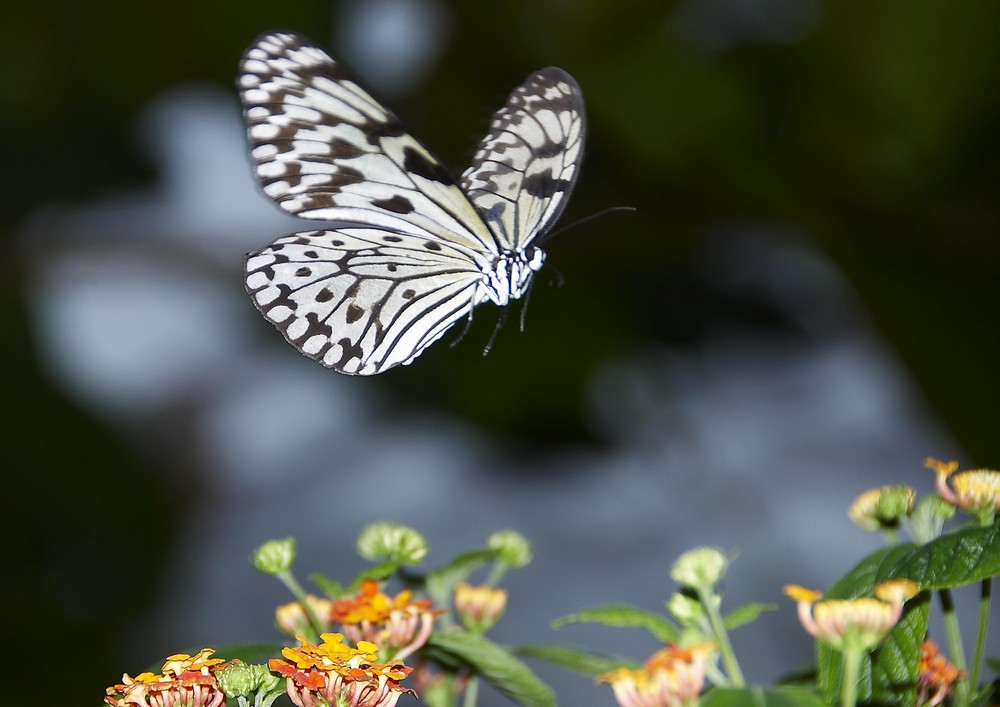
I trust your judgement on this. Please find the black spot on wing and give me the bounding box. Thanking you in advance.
[424,241,442,251]
[372,195,415,214]
[523,170,571,199]
[402,146,454,184]
[345,303,365,323]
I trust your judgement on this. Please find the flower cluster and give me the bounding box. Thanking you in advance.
[784,579,919,653]
[331,579,442,660]
[598,643,715,707]
[917,639,962,707]
[105,648,229,707]
[269,632,414,707]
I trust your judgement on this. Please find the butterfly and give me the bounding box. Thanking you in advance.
[239,31,585,374]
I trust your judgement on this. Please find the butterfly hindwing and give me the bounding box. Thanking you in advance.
[461,67,585,250]
[245,229,484,374]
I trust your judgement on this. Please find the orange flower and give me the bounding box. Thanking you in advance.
[598,643,715,707]
[331,580,442,660]
[105,648,229,707]
[917,639,962,707]
[268,633,414,707]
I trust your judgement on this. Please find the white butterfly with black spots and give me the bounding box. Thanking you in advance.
[239,31,585,374]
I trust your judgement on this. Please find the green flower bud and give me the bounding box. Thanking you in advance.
[487,530,533,567]
[252,537,295,575]
[216,661,253,698]
[357,522,428,564]
[671,547,728,591]
[667,592,704,626]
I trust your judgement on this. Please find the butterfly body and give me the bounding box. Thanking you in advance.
[240,32,585,374]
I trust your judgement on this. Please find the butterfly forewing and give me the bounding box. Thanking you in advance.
[460,67,585,250]
[239,31,586,374]
[239,32,494,252]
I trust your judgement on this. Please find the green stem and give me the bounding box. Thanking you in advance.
[278,570,324,642]
[463,675,480,707]
[698,587,744,687]
[968,577,991,700]
[840,647,862,707]
[939,588,969,707]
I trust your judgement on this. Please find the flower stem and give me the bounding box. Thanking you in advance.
[463,675,480,707]
[840,647,861,707]
[938,588,969,707]
[278,570,323,642]
[968,578,991,700]
[698,587,744,687]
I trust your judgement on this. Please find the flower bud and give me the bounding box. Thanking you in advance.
[487,530,533,567]
[251,537,295,575]
[357,522,428,564]
[671,547,727,592]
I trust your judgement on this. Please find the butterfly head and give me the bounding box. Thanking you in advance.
[481,247,545,307]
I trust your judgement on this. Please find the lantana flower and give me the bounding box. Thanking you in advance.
[105,648,229,707]
[848,485,916,531]
[598,642,715,707]
[331,579,442,660]
[276,594,334,636]
[454,581,508,632]
[269,632,414,707]
[916,639,962,707]
[927,457,1000,518]
[784,579,919,653]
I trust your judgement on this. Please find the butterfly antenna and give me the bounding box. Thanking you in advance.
[483,306,509,356]
[518,276,537,332]
[538,205,637,244]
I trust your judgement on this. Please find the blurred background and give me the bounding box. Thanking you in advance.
[3,0,999,704]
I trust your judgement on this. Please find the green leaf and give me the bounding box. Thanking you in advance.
[723,602,776,630]
[309,572,345,599]
[426,632,555,707]
[513,643,638,676]
[702,685,828,707]
[552,604,680,643]
[877,521,1000,588]
[353,560,402,585]
[425,549,496,605]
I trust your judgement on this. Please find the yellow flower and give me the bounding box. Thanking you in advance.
[331,579,442,660]
[598,643,715,707]
[105,648,229,707]
[848,485,916,531]
[454,582,508,632]
[269,633,414,707]
[928,457,1000,516]
[784,580,919,653]
[275,594,334,636]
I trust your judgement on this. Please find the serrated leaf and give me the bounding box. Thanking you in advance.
[513,643,638,676]
[426,632,555,707]
[723,602,776,630]
[425,549,495,606]
[552,604,680,643]
[702,685,828,707]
